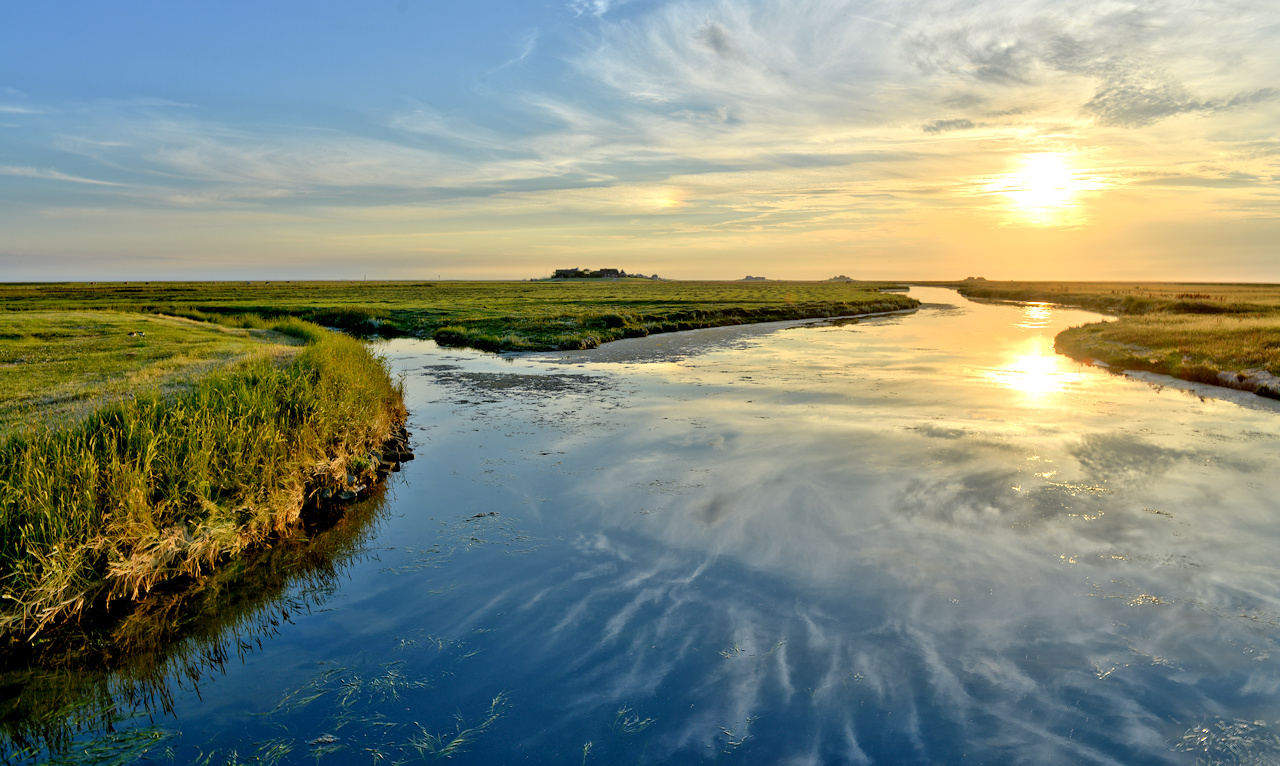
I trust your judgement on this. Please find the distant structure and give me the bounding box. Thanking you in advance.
[550,268,660,280]
[963,276,987,282]
[826,275,854,282]
[741,275,768,281]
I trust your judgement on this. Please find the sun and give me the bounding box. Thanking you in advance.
[1010,154,1073,209]
[981,152,1104,226]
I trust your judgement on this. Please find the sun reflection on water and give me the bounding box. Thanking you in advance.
[1016,303,1054,329]
[987,335,1084,397]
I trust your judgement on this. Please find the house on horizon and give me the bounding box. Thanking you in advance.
[551,267,628,279]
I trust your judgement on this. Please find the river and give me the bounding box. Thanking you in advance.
[6,287,1280,764]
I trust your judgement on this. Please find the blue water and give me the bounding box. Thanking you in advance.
[10,287,1280,764]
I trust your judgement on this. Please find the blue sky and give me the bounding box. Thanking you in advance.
[2,0,1278,280]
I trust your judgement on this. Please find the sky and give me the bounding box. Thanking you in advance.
[1,0,1278,281]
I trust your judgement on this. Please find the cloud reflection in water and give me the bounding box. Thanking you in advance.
[496,287,1280,761]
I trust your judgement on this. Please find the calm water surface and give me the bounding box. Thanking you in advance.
[12,288,1280,764]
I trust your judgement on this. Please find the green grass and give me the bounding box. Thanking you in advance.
[0,280,920,352]
[923,280,1280,393]
[0,322,405,639]
[0,312,303,436]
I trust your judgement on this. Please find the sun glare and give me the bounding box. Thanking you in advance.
[986,335,1086,398]
[981,153,1105,226]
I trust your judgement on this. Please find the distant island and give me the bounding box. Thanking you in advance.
[550,267,660,280]
[740,275,768,281]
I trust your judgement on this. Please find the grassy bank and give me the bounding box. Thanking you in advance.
[0,321,405,639]
[0,280,920,352]
[924,280,1280,396]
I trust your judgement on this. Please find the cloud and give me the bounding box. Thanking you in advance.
[1132,172,1265,189]
[49,106,602,205]
[569,0,617,16]
[0,165,123,186]
[9,0,1280,250]
[922,118,978,134]
[1085,84,1278,128]
[696,22,740,59]
[487,28,541,75]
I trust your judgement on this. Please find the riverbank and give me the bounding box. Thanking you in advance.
[921,280,1280,399]
[0,280,921,353]
[0,320,406,640]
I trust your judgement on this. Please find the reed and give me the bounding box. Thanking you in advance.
[0,322,405,639]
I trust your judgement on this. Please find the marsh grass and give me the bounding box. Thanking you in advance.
[1,280,919,352]
[1057,314,1280,378]
[0,322,405,640]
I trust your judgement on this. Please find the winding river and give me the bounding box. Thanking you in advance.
[6,287,1280,764]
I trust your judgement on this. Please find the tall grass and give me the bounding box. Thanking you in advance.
[0,322,404,638]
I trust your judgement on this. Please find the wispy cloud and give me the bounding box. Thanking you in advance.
[487,27,541,75]
[578,0,1279,139]
[922,118,979,134]
[1085,85,1278,128]
[568,0,632,17]
[0,165,123,186]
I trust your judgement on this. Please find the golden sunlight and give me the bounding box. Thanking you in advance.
[1016,303,1054,330]
[986,336,1086,397]
[651,189,686,210]
[981,153,1105,226]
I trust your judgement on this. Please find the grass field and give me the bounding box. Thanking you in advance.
[925,280,1280,393]
[0,280,920,352]
[0,312,302,435]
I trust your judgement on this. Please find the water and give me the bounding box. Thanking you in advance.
[6,287,1280,764]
